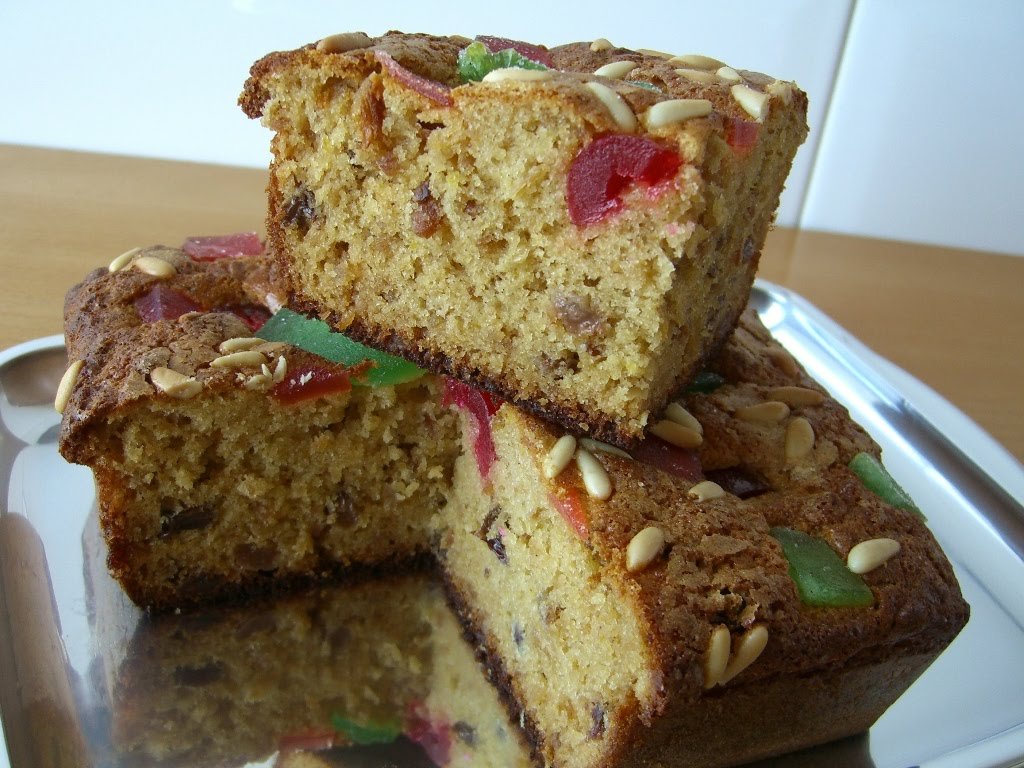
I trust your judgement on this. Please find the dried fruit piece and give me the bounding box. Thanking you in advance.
[567,135,682,227]
[476,35,553,67]
[726,117,759,156]
[632,437,703,481]
[330,713,402,745]
[375,50,453,106]
[849,452,923,517]
[222,303,271,331]
[770,527,874,608]
[134,284,203,322]
[704,466,771,499]
[442,378,502,481]
[550,485,589,539]
[404,701,453,766]
[458,40,549,82]
[271,360,352,405]
[685,370,726,393]
[182,232,263,261]
[258,308,423,386]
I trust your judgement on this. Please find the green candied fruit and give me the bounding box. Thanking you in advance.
[849,452,924,518]
[684,370,726,394]
[457,41,548,82]
[626,80,662,92]
[770,527,874,608]
[258,308,424,387]
[330,713,402,745]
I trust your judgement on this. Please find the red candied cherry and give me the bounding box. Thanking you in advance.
[550,485,589,540]
[134,284,203,322]
[182,232,263,262]
[725,117,759,157]
[272,360,352,405]
[632,437,703,481]
[441,377,503,482]
[567,135,682,228]
[476,35,554,67]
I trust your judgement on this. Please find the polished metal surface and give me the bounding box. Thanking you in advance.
[1,281,1023,767]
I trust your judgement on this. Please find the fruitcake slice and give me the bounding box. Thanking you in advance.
[437,309,968,768]
[58,238,459,610]
[240,31,809,446]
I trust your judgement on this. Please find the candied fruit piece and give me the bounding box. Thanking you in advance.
[222,303,271,332]
[330,713,402,745]
[849,452,923,517]
[476,35,553,67]
[182,232,263,261]
[441,378,502,481]
[632,437,703,481]
[550,485,589,539]
[375,50,453,106]
[134,284,203,323]
[405,701,452,766]
[566,134,682,227]
[725,117,759,156]
[272,360,352,405]
[770,527,875,607]
[685,370,726,393]
[258,308,423,386]
[457,40,548,82]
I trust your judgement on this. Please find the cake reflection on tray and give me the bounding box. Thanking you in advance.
[82,511,530,768]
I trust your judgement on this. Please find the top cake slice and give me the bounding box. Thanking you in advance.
[240,32,808,446]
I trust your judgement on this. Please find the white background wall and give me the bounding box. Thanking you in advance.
[2,1,1020,256]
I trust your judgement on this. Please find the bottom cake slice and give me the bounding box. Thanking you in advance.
[438,309,969,768]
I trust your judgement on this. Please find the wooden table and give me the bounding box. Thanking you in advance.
[2,143,1022,465]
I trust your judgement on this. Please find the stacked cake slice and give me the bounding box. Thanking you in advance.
[55,31,968,768]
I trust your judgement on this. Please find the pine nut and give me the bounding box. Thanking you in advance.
[594,60,636,79]
[584,81,638,132]
[316,32,372,54]
[847,538,901,574]
[626,526,666,573]
[218,337,266,354]
[716,66,742,83]
[54,359,85,414]
[243,373,273,390]
[703,625,731,688]
[272,355,287,383]
[785,417,815,462]
[719,624,769,684]
[688,480,725,501]
[590,38,614,52]
[767,386,825,407]
[575,448,613,501]
[644,98,713,128]
[133,256,176,279]
[674,68,719,85]
[649,419,703,448]
[735,401,790,423]
[663,402,703,433]
[210,350,266,369]
[544,435,578,479]
[579,437,632,460]
[108,247,141,272]
[766,347,800,378]
[668,54,725,70]
[482,68,553,83]
[731,83,769,121]
[150,367,202,399]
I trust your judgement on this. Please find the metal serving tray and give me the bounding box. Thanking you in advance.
[1,282,1023,768]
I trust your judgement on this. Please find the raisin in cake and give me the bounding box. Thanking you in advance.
[58,239,459,610]
[438,309,969,768]
[240,32,809,447]
[83,514,531,768]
